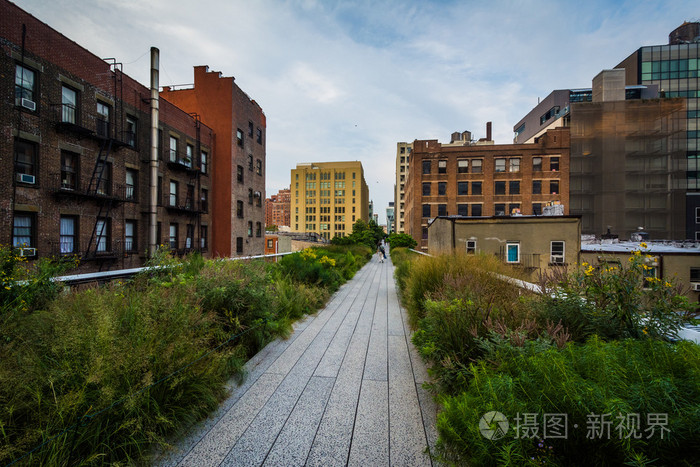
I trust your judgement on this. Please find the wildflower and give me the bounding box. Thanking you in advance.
[640,242,648,249]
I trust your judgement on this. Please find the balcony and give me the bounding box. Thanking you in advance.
[48,173,128,203]
[496,252,541,270]
[165,197,202,215]
[48,240,123,261]
[166,151,199,173]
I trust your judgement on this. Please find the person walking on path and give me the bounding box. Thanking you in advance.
[377,243,386,263]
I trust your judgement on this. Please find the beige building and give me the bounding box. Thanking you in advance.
[428,215,582,278]
[290,161,369,240]
[394,142,412,233]
[581,241,700,305]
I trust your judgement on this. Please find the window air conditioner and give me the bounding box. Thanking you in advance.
[551,255,565,264]
[21,98,36,111]
[16,173,36,184]
[19,247,37,257]
[692,283,700,292]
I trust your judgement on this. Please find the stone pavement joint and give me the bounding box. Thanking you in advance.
[156,251,436,467]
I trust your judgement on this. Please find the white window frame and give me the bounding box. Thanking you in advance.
[466,240,476,254]
[506,242,520,263]
[550,241,565,264]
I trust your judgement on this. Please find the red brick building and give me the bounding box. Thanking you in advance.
[405,128,570,250]
[1,0,215,271]
[161,67,266,257]
[265,188,290,228]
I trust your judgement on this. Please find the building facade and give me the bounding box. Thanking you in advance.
[265,188,290,228]
[290,161,369,240]
[161,66,266,257]
[1,1,212,272]
[394,142,412,233]
[386,202,395,234]
[405,128,570,250]
[615,22,700,240]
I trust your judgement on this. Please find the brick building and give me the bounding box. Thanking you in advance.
[265,188,290,228]
[1,1,216,272]
[405,128,570,250]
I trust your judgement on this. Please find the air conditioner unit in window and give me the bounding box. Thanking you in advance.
[21,98,36,111]
[19,247,37,257]
[16,173,36,184]
[551,255,565,264]
[692,283,700,292]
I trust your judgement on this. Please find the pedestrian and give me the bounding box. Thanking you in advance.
[377,244,384,263]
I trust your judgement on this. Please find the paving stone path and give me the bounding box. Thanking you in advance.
[156,250,438,466]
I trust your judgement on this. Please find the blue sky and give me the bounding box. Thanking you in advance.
[13,0,699,225]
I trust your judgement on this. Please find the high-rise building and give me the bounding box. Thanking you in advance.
[394,142,412,233]
[161,67,266,257]
[386,202,395,234]
[405,128,570,250]
[290,161,369,240]
[615,21,700,240]
[1,0,213,272]
[265,188,291,228]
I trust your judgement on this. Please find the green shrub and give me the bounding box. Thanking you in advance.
[434,337,700,466]
[387,232,417,249]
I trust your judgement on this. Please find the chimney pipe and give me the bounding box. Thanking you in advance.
[149,47,160,257]
[486,121,492,141]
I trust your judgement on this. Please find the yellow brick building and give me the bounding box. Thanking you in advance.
[290,162,369,240]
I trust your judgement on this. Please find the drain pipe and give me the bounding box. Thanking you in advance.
[148,47,159,256]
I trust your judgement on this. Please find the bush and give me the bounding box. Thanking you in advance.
[435,337,700,466]
[387,233,417,249]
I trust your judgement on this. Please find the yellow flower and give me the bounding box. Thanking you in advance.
[640,242,648,249]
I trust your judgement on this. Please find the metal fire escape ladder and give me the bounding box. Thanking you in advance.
[84,138,114,262]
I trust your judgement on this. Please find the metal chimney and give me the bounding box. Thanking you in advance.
[486,121,492,141]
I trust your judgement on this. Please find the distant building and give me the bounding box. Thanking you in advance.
[615,21,700,240]
[290,161,369,240]
[405,128,570,250]
[394,142,412,233]
[386,202,395,234]
[265,188,290,228]
[161,66,266,257]
[428,215,582,278]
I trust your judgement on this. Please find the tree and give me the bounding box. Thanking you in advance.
[387,233,417,249]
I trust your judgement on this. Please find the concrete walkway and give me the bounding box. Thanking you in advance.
[156,251,438,467]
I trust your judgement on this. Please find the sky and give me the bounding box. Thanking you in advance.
[13,0,700,225]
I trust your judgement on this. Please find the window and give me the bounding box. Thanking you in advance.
[422,204,431,218]
[59,216,77,254]
[126,116,137,147]
[509,159,520,173]
[472,181,482,195]
[472,204,482,216]
[509,180,520,195]
[458,182,468,195]
[15,64,36,106]
[96,162,111,195]
[185,184,194,209]
[125,220,136,252]
[96,218,110,252]
[458,204,468,216]
[495,204,506,216]
[690,267,700,282]
[169,136,178,162]
[13,214,34,248]
[550,241,565,264]
[256,222,262,237]
[185,144,194,168]
[200,151,208,174]
[96,101,110,138]
[61,151,78,190]
[201,189,208,212]
[169,223,178,249]
[550,180,559,194]
[237,165,244,183]
[157,176,163,205]
[696,207,700,224]
[466,240,476,254]
[438,182,446,196]
[247,221,253,237]
[533,203,542,215]
[185,224,194,249]
[422,227,428,240]
[248,121,254,137]
[506,242,520,263]
[550,157,560,171]
[256,159,262,175]
[125,169,137,200]
[533,157,542,172]
[237,200,244,218]
[255,191,262,207]
[438,204,447,216]
[201,226,208,250]
[509,203,520,215]
[472,159,482,173]
[422,182,431,196]
[249,188,254,205]
[61,86,77,123]
[533,180,542,194]
[495,158,506,172]
[15,139,37,181]
[458,159,468,173]
[169,181,177,206]
[495,181,506,195]
[237,129,244,147]
[248,154,254,171]
[438,160,447,174]
[422,160,431,174]
[256,128,263,144]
